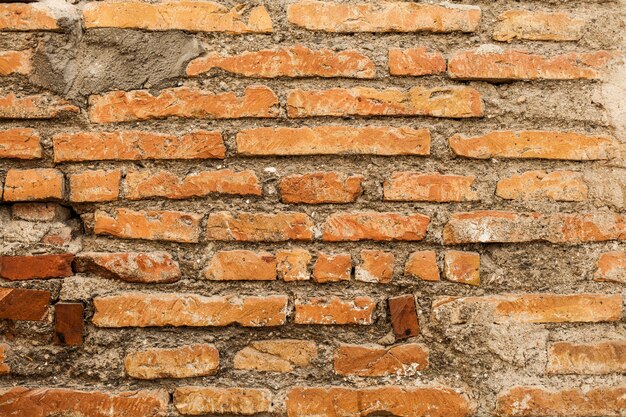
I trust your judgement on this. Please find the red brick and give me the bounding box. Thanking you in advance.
[125,344,219,379]
[11,203,69,222]
[404,250,440,281]
[0,288,50,321]
[0,4,59,31]
[443,251,480,286]
[234,339,318,372]
[388,294,419,339]
[388,48,446,76]
[69,169,121,202]
[323,212,430,241]
[334,343,428,376]
[312,253,351,283]
[0,50,31,76]
[355,250,394,284]
[449,48,613,80]
[450,131,616,160]
[494,10,586,42]
[0,128,41,159]
[237,125,430,156]
[74,252,181,283]
[204,250,276,281]
[0,93,78,119]
[53,302,84,346]
[287,86,484,118]
[206,211,314,242]
[94,208,202,243]
[88,86,278,123]
[287,1,481,33]
[84,1,272,33]
[595,251,626,284]
[279,172,363,204]
[54,130,225,162]
[294,296,376,325]
[276,249,311,281]
[384,172,478,202]
[496,170,588,202]
[174,387,272,415]
[93,293,288,327]
[547,340,626,374]
[3,168,64,201]
[187,44,375,78]
[0,253,73,280]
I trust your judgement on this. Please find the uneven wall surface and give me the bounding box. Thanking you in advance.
[0,0,625,415]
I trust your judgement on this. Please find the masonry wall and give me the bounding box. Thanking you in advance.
[0,0,625,416]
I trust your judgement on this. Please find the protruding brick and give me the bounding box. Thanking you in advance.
[69,169,121,202]
[449,49,612,80]
[450,131,616,160]
[94,209,202,243]
[0,254,73,280]
[548,340,626,374]
[444,251,480,286]
[355,250,394,284]
[496,386,626,417]
[280,172,363,204]
[494,10,585,42]
[187,45,375,78]
[0,4,59,31]
[234,340,318,372]
[334,343,429,376]
[125,169,261,200]
[294,296,376,325]
[174,387,272,416]
[93,293,288,327]
[405,251,440,282]
[0,387,168,417]
[125,344,219,379]
[53,303,84,346]
[497,170,588,202]
[11,203,70,222]
[388,48,446,76]
[312,253,351,283]
[287,86,484,118]
[54,130,225,162]
[595,251,626,283]
[0,288,50,321]
[3,168,64,201]
[433,293,623,323]
[74,252,181,283]
[206,211,314,242]
[384,172,478,202]
[276,249,311,281]
[286,386,473,417]
[84,1,272,33]
[388,294,419,339]
[237,125,430,156]
[323,212,430,241]
[0,128,41,159]
[288,1,481,33]
[0,93,78,119]
[204,250,276,281]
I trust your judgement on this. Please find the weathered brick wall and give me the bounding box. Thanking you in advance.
[0,0,625,415]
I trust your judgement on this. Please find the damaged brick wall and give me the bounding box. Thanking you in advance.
[0,0,625,416]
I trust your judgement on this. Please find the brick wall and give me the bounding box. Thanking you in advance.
[0,0,625,416]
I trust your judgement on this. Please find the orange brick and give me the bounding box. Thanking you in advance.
[595,251,626,283]
[444,250,480,286]
[497,170,588,202]
[93,293,288,327]
[433,293,622,323]
[206,211,314,242]
[450,131,616,160]
[94,208,202,243]
[0,4,59,31]
[0,50,31,75]
[334,343,428,376]
[174,387,272,415]
[237,125,430,156]
[384,172,478,202]
[276,249,311,281]
[73,252,181,283]
[312,253,351,283]
[88,86,278,123]
[69,170,120,202]
[496,386,626,417]
[125,344,219,379]
[234,339,318,372]
[287,86,483,118]
[11,202,69,222]
[547,340,626,374]
[280,172,363,204]
[448,48,612,80]
[0,93,78,119]
[286,386,472,417]
[84,1,272,33]
[53,130,225,162]
[287,1,480,33]
[355,250,394,284]
[3,168,64,201]
[187,44,375,78]
[323,212,430,241]
[494,10,585,42]
[0,254,73,280]
[405,250,440,281]
[388,48,446,76]
[294,296,376,325]
[125,169,261,200]
[204,250,276,281]
[0,128,41,159]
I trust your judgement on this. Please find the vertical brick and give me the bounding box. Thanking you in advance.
[69,170,121,202]
[405,251,440,281]
[388,294,419,339]
[355,250,394,284]
[443,251,480,286]
[3,168,64,201]
[54,303,84,346]
[312,253,351,283]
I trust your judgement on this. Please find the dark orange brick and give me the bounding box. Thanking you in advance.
[0,254,73,280]
[0,288,50,321]
[54,303,84,346]
[388,294,419,339]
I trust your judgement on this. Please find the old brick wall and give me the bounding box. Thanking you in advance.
[0,0,625,415]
